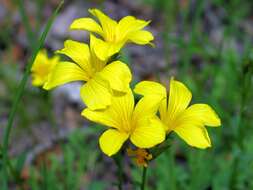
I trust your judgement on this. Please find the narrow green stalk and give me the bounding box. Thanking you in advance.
[113,154,123,190]
[14,0,36,47]
[141,167,147,190]
[1,1,64,189]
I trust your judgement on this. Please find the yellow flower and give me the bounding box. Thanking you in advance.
[82,89,165,156]
[134,78,221,149]
[127,148,152,167]
[31,50,59,87]
[70,8,154,60]
[43,35,132,110]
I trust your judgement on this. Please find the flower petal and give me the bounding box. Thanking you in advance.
[43,61,88,90]
[134,81,168,122]
[56,40,92,75]
[70,17,103,36]
[88,8,117,41]
[127,30,154,45]
[118,16,150,33]
[133,96,162,122]
[172,103,220,148]
[90,34,120,62]
[182,104,221,127]
[134,81,167,99]
[174,124,211,149]
[80,74,111,110]
[130,117,165,148]
[166,78,192,125]
[82,89,134,131]
[117,16,151,40]
[31,50,58,87]
[99,129,129,156]
[99,61,132,93]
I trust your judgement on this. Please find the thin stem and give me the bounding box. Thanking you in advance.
[141,167,147,190]
[15,0,36,47]
[1,1,64,189]
[113,154,123,190]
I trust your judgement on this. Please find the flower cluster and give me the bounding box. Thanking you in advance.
[31,9,221,163]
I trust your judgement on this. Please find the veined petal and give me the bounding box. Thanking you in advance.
[166,78,192,125]
[56,40,92,75]
[82,89,134,131]
[88,8,117,41]
[43,61,88,90]
[133,96,162,123]
[182,104,221,127]
[127,30,154,45]
[70,17,103,36]
[130,117,165,148]
[174,124,211,149]
[80,74,111,110]
[118,16,150,32]
[134,81,167,99]
[82,107,118,128]
[171,103,220,148]
[117,16,150,40]
[99,129,129,156]
[99,61,132,93]
[90,34,120,62]
[134,81,167,121]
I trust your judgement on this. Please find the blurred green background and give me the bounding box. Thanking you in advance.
[0,0,253,189]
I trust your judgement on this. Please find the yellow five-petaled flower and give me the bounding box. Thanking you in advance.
[134,78,221,149]
[70,8,154,60]
[31,49,60,87]
[82,88,165,156]
[43,35,132,110]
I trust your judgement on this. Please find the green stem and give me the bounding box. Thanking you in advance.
[141,167,147,190]
[1,2,64,189]
[113,154,123,190]
[14,0,36,48]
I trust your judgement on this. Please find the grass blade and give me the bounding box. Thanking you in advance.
[1,1,64,189]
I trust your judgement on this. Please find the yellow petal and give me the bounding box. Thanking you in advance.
[82,89,134,131]
[182,104,221,127]
[80,74,111,110]
[43,61,88,90]
[99,129,129,156]
[130,117,165,148]
[134,81,167,99]
[174,124,211,149]
[88,8,117,41]
[117,16,150,41]
[172,103,220,148]
[31,50,58,87]
[99,61,132,93]
[56,40,93,76]
[133,96,162,122]
[127,30,154,45]
[90,34,120,62]
[166,78,192,125]
[134,81,167,122]
[70,17,103,36]
[118,16,150,33]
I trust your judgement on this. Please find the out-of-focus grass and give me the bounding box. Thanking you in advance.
[0,0,253,189]
[144,0,253,190]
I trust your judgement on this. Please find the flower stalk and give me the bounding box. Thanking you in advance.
[141,167,147,190]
